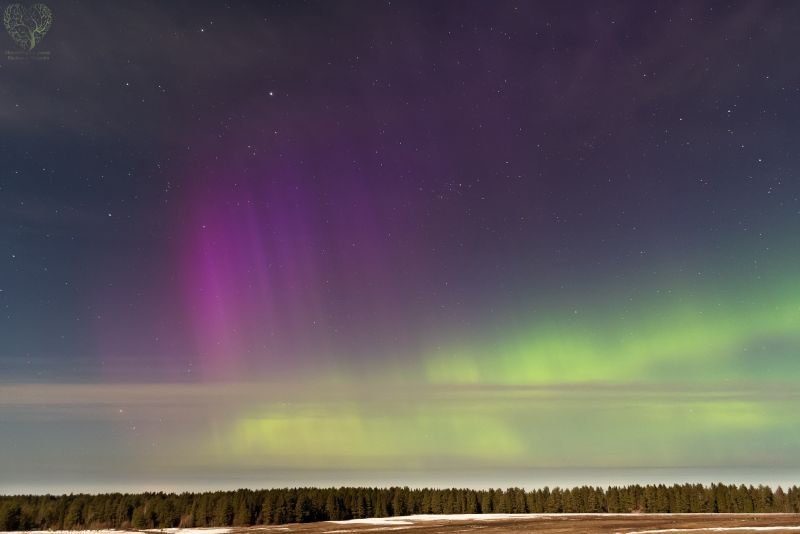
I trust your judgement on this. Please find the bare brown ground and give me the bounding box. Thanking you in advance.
[233,513,800,533]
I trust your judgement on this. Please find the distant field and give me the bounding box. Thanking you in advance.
[10,516,800,534]
[246,513,800,533]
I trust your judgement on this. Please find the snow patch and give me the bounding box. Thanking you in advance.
[328,518,414,525]
[330,513,649,523]
[157,529,232,534]
[623,527,800,534]
[4,529,233,534]
[6,531,140,534]
[331,513,800,525]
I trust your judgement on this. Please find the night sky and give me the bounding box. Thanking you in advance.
[2,0,800,493]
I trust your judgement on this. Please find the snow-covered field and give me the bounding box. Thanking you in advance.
[4,530,233,534]
[3,531,143,534]
[9,517,800,534]
[325,514,800,533]
[329,512,800,523]
[625,528,800,533]
[156,530,232,534]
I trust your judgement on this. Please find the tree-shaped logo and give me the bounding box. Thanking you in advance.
[3,3,53,50]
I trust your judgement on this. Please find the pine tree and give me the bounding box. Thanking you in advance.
[545,488,562,513]
[65,500,83,529]
[131,507,147,529]
[354,494,367,518]
[326,493,342,520]
[214,497,233,526]
[465,491,479,513]
[480,490,492,513]
[0,503,21,531]
[774,487,788,513]
[273,495,287,525]
[391,490,406,517]
[295,493,312,523]
[233,500,251,526]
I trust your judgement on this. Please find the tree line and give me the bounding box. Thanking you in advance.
[2,483,799,530]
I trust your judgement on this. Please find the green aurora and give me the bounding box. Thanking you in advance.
[221,268,800,471]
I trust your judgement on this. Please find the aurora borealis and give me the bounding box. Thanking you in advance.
[2,0,800,493]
